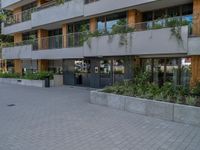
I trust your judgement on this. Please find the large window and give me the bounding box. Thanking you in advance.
[97,12,127,32]
[143,3,193,21]
[22,2,37,22]
[48,29,62,49]
[67,20,89,47]
[142,58,191,87]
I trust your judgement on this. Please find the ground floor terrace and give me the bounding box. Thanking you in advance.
[7,56,192,88]
[0,83,200,150]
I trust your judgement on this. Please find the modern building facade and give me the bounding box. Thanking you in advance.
[1,0,200,88]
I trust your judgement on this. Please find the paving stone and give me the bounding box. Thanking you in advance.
[0,83,200,150]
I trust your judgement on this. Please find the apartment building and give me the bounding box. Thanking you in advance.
[1,0,200,88]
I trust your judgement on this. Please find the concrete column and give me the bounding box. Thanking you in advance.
[193,0,200,36]
[90,18,97,32]
[14,59,22,75]
[37,29,48,50]
[62,24,68,48]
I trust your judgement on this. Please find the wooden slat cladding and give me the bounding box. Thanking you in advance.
[193,0,200,36]
[38,60,49,71]
[128,9,142,27]
[14,59,22,75]
[191,56,200,86]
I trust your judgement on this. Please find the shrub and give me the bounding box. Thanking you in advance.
[0,72,20,78]
[23,71,53,80]
[103,72,200,107]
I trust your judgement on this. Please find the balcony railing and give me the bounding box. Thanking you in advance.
[4,15,193,50]
[5,7,37,26]
[37,0,72,11]
[4,0,72,26]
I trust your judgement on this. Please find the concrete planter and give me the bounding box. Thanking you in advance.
[0,78,54,88]
[53,75,63,87]
[90,90,200,127]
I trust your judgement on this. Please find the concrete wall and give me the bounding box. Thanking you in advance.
[3,26,189,60]
[188,37,200,55]
[90,90,200,127]
[2,21,32,35]
[32,47,84,59]
[1,0,21,9]
[31,0,84,28]
[84,26,189,57]
[84,0,155,17]
[0,78,54,88]
[2,45,32,59]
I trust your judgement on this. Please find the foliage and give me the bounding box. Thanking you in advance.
[23,71,54,80]
[191,82,200,96]
[0,72,20,78]
[0,71,53,80]
[103,72,200,107]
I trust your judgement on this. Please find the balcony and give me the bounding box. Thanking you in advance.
[2,16,193,60]
[2,7,36,34]
[2,44,33,59]
[1,0,21,9]
[188,37,200,55]
[31,0,84,27]
[1,0,36,10]
[84,16,191,56]
[84,0,155,17]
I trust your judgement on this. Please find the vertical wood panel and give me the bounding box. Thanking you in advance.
[191,56,200,86]
[62,24,68,48]
[14,59,22,75]
[37,29,48,50]
[193,0,200,36]
[14,33,22,44]
[90,18,97,32]
[128,9,142,27]
[38,60,48,71]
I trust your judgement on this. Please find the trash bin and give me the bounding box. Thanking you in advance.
[45,76,50,88]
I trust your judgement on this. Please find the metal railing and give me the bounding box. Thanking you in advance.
[5,7,37,26]
[4,0,72,26]
[3,15,193,50]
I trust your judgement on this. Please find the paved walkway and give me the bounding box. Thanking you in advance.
[0,83,200,150]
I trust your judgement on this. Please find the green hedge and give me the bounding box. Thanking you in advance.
[23,72,53,80]
[0,71,53,80]
[103,72,200,107]
[0,72,20,78]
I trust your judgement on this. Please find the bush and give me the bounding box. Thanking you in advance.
[23,71,53,80]
[103,72,200,107]
[0,72,20,78]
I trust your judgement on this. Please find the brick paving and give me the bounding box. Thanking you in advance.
[0,83,200,150]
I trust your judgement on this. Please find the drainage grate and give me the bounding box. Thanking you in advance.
[7,104,16,107]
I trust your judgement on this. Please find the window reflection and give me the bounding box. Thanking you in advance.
[142,58,191,86]
[97,12,127,33]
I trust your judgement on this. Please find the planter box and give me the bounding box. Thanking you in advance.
[0,78,54,88]
[53,75,63,87]
[90,90,200,127]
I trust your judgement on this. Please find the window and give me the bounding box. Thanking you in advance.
[22,2,37,22]
[142,58,191,86]
[48,29,62,49]
[97,12,127,32]
[84,0,99,4]
[68,20,89,47]
[142,3,193,21]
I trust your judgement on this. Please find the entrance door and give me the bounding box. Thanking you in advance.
[74,60,91,87]
[99,60,113,88]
